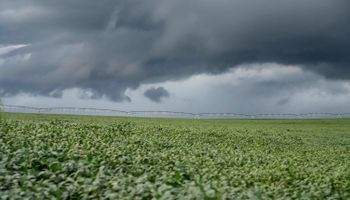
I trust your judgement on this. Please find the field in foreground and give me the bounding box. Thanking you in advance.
[1,113,350,199]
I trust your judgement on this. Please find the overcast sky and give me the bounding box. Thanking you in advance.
[1,0,350,114]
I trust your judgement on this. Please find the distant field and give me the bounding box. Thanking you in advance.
[1,113,350,199]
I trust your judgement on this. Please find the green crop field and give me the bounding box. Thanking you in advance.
[1,113,350,199]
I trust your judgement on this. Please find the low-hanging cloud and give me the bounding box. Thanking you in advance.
[1,0,350,102]
[144,87,170,103]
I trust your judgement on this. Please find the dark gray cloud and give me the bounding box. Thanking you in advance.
[144,87,169,103]
[276,98,290,106]
[1,0,350,101]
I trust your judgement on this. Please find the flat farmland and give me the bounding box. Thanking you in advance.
[1,113,349,199]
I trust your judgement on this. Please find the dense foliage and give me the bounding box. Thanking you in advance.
[0,100,3,122]
[0,115,350,199]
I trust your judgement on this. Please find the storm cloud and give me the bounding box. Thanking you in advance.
[144,87,170,103]
[1,0,350,102]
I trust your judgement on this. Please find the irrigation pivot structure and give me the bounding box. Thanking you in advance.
[2,104,350,119]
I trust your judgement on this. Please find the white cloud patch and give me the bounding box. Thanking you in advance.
[0,44,28,55]
[0,44,29,70]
